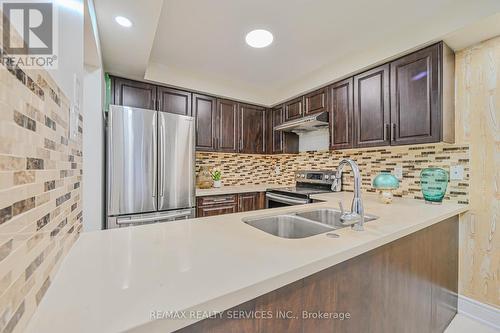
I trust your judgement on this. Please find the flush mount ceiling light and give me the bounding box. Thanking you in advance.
[115,16,132,28]
[245,29,273,48]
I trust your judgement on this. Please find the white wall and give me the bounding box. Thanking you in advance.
[45,0,104,232]
[82,0,105,231]
[48,0,84,104]
[47,0,107,232]
[82,67,104,231]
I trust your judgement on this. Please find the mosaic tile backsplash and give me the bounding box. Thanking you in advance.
[197,143,470,204]
[0,46,82,333]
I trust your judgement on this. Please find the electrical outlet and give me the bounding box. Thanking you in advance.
[274,166,281,175]
[450,165,464,180]
[394,166,403,180]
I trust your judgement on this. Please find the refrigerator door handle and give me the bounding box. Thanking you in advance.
[116,210,193,225]
[159,120,165,197]
[152,115,157,198]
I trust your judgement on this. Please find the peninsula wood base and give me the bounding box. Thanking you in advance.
[176,216,458,333]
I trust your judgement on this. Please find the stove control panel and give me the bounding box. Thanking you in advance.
[295,170,338,185]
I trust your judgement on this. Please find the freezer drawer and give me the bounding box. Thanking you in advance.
[107,105,157,216]
[107,208,195,229]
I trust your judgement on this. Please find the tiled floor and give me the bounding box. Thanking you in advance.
[445,314,499,333]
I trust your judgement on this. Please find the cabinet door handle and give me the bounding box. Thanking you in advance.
[391,123,396,142]
[210,198,232,203]
[384,124,390,141]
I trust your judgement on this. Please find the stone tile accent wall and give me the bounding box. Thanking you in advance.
[197,142,470,204]
[0,55,82,333]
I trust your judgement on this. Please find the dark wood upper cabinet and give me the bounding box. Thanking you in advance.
[217,99,239,152]
[390,43,440,145]
[266,106,299,155]
[112,42,454,155]
[157,87,191,116]
[112,77,157,110]
[240,104,266,154]
[353,64,391,148]
[304,87,327,115]
[329,78,353,150]
[269,105,284,153]
[193,94,217,151]
[284,97,304,121]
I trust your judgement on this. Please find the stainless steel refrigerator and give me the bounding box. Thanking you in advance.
[106,105,196,229]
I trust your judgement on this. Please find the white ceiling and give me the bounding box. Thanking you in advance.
[95,0,500,105]
[95,0,163,79]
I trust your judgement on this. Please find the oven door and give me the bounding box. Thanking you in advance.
[265,192,310,208]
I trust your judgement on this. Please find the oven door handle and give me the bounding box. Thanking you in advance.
[266,192,310,205]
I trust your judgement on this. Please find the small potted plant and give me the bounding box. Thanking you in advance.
[211,168,222,188]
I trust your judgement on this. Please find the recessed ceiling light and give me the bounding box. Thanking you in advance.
[245,29,273,48]
[115,16,132,28]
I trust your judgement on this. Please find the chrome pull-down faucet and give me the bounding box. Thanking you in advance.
[332,159,364,231]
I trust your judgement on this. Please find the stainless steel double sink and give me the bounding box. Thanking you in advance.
[243,209,378,239]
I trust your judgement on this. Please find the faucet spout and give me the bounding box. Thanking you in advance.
[335,159,364,231]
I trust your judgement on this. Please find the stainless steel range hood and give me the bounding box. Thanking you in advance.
[274,111,329,133]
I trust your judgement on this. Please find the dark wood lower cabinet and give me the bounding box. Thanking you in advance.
[238,192,260,212]
[197,192,265,217]
[197,204,238,217]
[196,195,238,217]
[176,216,458,333]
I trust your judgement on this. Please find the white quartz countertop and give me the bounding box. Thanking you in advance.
[195,184,289,196]
[26,193,468,333]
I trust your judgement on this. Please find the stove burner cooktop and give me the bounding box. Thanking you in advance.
[267,170,338,201]
[268,186,332,197]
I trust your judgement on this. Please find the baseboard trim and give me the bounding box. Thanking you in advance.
[457,294,500,330]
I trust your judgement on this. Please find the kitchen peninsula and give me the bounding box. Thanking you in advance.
[26,192,467,333]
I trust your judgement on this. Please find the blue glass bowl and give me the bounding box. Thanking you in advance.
[420,168,448,204]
